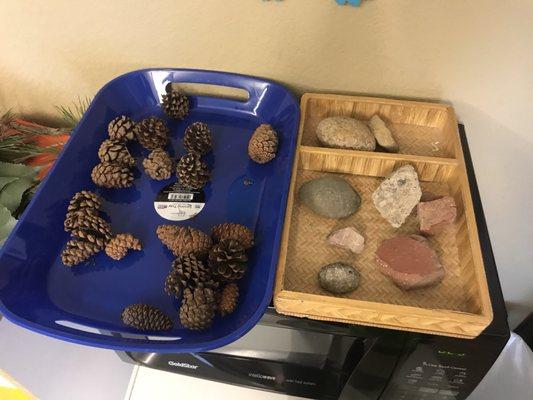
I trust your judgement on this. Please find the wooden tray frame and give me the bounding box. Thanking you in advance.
[274,94,493,339]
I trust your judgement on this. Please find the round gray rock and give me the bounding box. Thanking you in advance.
[299,176,361,219]
[316,116,376,151]
[318,262,360,294]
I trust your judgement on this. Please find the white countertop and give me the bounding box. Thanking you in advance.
[0,318,133,400]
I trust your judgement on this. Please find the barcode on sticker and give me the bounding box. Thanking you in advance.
[168,193,194,201]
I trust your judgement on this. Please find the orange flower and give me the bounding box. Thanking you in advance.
[26,152,57,167]
[37,163,54,180]
[28,134,69,148]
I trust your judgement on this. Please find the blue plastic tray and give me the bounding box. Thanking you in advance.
[0,69,299,352]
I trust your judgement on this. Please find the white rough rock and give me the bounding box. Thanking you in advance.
[372,165,422,228]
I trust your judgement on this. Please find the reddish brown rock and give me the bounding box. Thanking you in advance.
[375,235,444,290]
[420,191,443,203]
[418,196,457,235]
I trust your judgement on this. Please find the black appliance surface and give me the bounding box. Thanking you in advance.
[121,125,510,400]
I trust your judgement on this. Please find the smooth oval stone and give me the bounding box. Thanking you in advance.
[299,176,361,219]
[318,262,360,294]
[316,116,376,151]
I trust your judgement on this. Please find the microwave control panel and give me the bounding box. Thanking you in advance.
[380,336,499,400]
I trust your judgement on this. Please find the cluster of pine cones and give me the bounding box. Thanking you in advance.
[91,87,193,188]
[176,122,212,190]
[141,121,213,191]
[60,190,142,266]
[92,116,137,189]
[155,222,254,331]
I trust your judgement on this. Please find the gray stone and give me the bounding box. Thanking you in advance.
[327,227,365,254]
[316,117,376,151]
[318,262,361,294]
[368,115,399,153]
[299,176,361,219]
[372,165,422,228]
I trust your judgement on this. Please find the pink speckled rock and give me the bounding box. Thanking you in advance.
[418,196,457,235]
[375,235,444,290]
[327,227,365,254]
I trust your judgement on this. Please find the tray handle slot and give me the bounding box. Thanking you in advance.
[55,320,182,342]
[169,82,250,102]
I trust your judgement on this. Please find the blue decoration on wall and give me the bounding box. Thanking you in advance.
[261,0,362,6]
[336,0,362,6]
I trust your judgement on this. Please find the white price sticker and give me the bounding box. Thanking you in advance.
[154,183,206,221]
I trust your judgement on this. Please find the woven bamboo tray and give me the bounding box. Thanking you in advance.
[274,93,493,339]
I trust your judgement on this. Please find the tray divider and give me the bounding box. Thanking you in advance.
[299,146,458,183]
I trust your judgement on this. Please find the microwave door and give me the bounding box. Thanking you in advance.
[339,331,407,400]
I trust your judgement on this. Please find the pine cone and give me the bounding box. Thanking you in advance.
[156,225,180,249]
[142,148,173,180]
[70,228,110,250]
[183,122,212,156]
[165,254,218,298]
[208,239,248,282]
[65,206,98,224]
[248,124,278,164]
[64,213,112,239]
[98,139,135,167]
[176,153,210,190]
[91,162,134,189]
[61,240,101,267]
[122,304,173,331]
[105,233,142,260]
[162,89,190,120]
[218,283,239,316]
[108,115,135,142]
[212,223,254,249]
[179,287,216,331]
[156,225,212,257]
[66,191,101,219]
[135,117,169,150]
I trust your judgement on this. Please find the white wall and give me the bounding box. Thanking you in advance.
[0,0,532,325]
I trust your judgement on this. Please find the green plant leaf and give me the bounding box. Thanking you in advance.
[0,178,34,212]
[13,183,38,219]
[0,177,18,191]
[0,204,17,245]
[55,96,92,129]
[0,161,36,178]
[0,203,12,225]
